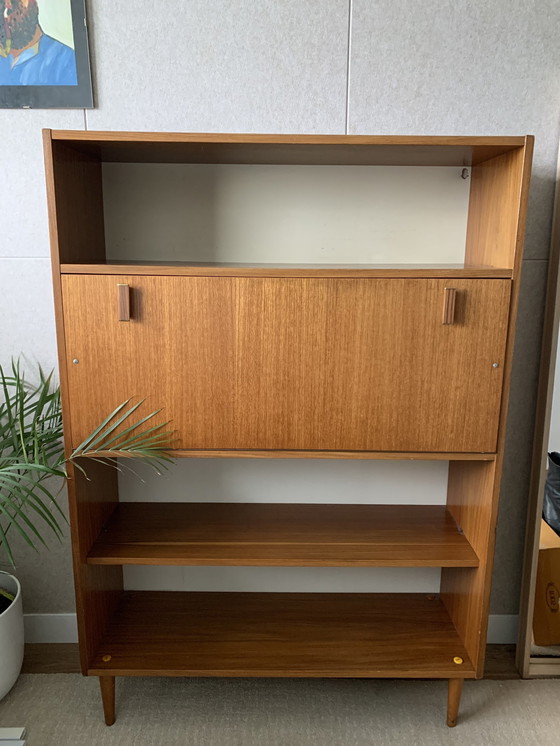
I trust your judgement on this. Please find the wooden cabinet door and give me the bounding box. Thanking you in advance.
[62,275,510,453]
[233,277,511,452]
[61,275,236,450]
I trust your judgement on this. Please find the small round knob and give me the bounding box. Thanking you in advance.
[72,358,79,364]
[492,362,499,368]
[453,656,463,665]
[102,654,112,662]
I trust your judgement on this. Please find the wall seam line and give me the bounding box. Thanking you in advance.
[345,0,353,135]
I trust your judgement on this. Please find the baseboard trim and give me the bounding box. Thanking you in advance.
[24,614,78,643]
[23,612,520,645]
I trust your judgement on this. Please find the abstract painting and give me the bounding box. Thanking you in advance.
[0,0,93,107]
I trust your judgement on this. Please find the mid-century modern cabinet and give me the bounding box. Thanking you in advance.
[43,131,533,727]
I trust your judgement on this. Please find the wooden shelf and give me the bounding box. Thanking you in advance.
[60,262,513,279]
[87,503,479,568]
[89,591,475,678]
[168,450,497,461]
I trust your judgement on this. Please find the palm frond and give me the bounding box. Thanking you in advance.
[1,359,174,567]
[69,399,174,475]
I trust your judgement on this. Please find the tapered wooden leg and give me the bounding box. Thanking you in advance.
[447,678,464,727]
[99,676,116,726]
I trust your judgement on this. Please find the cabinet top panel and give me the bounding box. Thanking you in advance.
[47,130,531,167]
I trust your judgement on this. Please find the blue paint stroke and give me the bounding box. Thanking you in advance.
[0,34,77,86]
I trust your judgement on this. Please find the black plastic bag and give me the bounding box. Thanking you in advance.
[543,452,560,536]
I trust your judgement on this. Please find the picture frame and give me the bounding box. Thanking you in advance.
[0,0,93,108]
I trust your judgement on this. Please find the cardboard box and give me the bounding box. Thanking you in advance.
[533,519,560,646]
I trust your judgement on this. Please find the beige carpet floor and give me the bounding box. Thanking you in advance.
[0,675,559,745]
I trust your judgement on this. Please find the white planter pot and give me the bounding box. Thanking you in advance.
[0,571,24,700]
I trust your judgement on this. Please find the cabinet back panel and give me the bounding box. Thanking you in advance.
[62,275,510,453]
[118,458,448,505]
[122,566,441,594]
[103,164,470,265]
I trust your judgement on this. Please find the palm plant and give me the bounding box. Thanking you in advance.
[0,360,173,567]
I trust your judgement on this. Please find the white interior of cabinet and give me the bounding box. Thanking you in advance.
[103,164,471,265]
[106,163,468,593]
[123,564,441,593]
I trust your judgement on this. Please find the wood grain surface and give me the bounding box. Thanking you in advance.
[59,263,513,279]
[43,134,106,266]
[88,591,475,678]
[443,140,533,678]
[447,678,464,727]
[441,460,498,677]
[21,643,518,678]
[61,275,510,453]
[48,130,525,168]
[87,503,479,567]
[169,450,496,460]
[64,461,122,673]
[50,131,527,146]
[465,139,533,272]
[99,676,116,726]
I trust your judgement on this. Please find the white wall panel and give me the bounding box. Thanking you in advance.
[85,0,348,134]
[349,0,560,261]
[0,110,84,259]
[0,259,58,373]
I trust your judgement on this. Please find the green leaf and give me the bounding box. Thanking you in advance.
[0,472,65,538]
[71,400,140,454]
[1,359,174,566]
[82,411,168,453]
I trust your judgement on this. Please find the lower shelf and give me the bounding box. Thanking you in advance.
[88,592,475,679]
[87,503,479,567]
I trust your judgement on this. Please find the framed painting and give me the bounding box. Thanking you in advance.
[0,0,93,108]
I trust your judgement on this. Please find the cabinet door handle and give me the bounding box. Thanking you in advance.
[442,287,457,325]
[117,284,131,322]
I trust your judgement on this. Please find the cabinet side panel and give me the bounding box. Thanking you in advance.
[448,139,533,675]
[48,138,106,265]
[43,131,108,453]
[465,139,533,271]
[43,130,75,454]
[43,131,119,672]
[441,460,497,675]
[70,460,120,562]
[67,461,122,673]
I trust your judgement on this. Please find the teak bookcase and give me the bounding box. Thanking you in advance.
[43,131,533,727]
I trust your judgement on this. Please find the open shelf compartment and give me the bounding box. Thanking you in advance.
[88,591,476,678]
[87,503,479,568]
[45,131,532,273]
